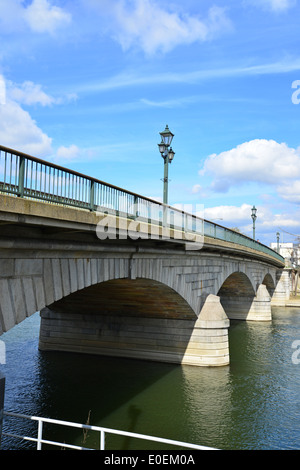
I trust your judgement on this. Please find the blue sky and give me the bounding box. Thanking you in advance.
[1,0,300,245]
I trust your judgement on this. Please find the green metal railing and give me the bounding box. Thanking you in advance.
[0,145,284,264]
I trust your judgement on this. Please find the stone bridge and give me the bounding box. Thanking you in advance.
[0,193,287,368]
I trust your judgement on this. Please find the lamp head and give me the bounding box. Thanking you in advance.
[168,147,175,162]
[159,125,174,147]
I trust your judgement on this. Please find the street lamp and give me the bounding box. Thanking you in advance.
[276,231,280,253]
[158,125,175,205]
[251,205,257,240]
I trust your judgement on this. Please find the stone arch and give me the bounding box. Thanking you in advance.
[217,271,255,298]
[217,271,256,321]
[39,277,205,366]
[44,278,197,321]
[262,273,276,297]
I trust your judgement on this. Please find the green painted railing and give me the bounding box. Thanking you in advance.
[0,145,284,264]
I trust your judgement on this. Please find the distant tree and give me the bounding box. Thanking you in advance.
[230,227,245,235]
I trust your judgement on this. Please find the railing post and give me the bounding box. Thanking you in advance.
[134,195,139,219]
[90,180,95,211]
[18,155,25,197]
[100,430,105,450]
[0,371,5,449]
[37,419,43,450]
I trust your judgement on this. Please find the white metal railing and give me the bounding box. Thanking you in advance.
[2,411,218,450]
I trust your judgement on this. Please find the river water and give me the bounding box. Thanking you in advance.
[1,306,300,450]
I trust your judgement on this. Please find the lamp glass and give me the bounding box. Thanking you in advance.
[160,125,174,147]
[158,141,166,154]
[168,148,175,161]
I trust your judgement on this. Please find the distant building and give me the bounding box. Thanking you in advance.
[270,242,300,267]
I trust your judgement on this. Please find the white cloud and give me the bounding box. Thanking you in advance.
[252,0,296,11]
[5,79,78,108]
[264,213,300,228]
[79,57,300,95]
[192,184,202,194]
[0,75,81,158]
[8,80,57,106]
[0,94,82,161]
[24,0,71,34]
[0,99,52,156]
[203,203,300,245]
[277,180,300,203]
[95,0,232,56]
[0,0,71,35]
[55,144,80,162]
[201,139,300,192]
[204,203,253,223]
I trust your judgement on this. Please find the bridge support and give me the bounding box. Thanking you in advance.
[195,295,230,366]
[220,284,272,321]
[39,294,230,367]
[271,269,291,306]
[247,284,272,321]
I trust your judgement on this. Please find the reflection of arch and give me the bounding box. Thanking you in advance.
[47,278,197,320]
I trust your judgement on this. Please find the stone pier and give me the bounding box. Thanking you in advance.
[271,269,291,306]
[220,284,272,321]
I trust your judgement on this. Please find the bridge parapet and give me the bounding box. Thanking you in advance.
[0,145,284,266]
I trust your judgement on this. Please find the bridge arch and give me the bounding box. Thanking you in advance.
[44,277,197,321]
[0,253,287,366]
[217,271,255,298]
[217,270,273,321]
[39,276,207,366]
[217,271,256,321]
[262,273,276,297]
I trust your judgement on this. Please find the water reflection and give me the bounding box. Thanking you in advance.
[1,308,300,450]
[181,365,231,449]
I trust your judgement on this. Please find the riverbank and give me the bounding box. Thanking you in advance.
[285,295,300,307]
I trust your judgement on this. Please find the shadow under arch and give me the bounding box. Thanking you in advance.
[44,278,197,320]
[217,271,256,321]
[39,277,205,367]
[262,273,275,297]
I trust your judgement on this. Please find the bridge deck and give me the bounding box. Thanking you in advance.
[0,192,284,268]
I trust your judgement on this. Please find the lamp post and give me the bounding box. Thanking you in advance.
[158,125,175,205]
[276,231,280,253]
[251,205,257,240]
